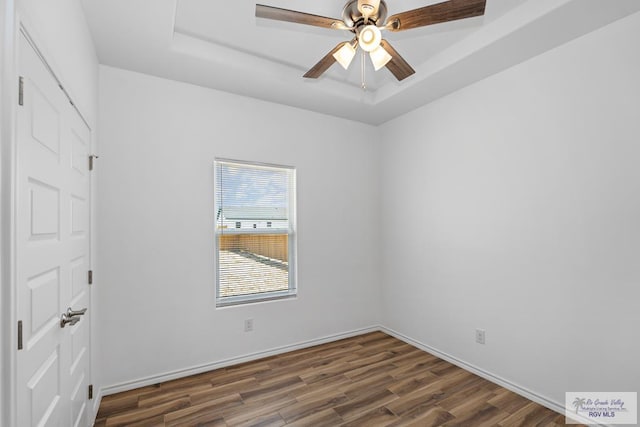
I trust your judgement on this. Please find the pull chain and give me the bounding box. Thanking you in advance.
[361,51,367,91]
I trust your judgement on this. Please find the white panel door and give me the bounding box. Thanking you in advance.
[16,32,92,427]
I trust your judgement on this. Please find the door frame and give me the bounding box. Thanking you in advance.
[0,1,18,426]
[1,9,96,426]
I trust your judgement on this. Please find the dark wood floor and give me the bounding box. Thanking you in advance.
[95,332,576,426]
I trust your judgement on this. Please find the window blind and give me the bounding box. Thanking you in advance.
[214,159,296,306]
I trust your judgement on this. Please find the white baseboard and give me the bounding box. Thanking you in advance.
[378,326,564,412]
[98,324,609,427]
[100,325,379,396]
[380,326,609,427]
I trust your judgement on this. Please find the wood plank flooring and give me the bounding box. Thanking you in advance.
[95,332,578,426]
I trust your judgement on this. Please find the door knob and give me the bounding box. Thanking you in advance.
[60,307,87,328]
[60,313,81,328]
[66,307,87,317]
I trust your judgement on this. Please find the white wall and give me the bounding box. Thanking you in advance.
[380,10,640,409]
[97,66,381,389]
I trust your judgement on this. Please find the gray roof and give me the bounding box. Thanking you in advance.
[219,206,287,221]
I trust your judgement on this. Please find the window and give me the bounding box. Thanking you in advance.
[214,159,296,306]
[235,222,241,229]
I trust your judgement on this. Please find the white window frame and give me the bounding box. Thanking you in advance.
[214,158,297,307]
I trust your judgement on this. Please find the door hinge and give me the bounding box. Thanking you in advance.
[88,270,93,285]
[18,320,23,350]
[18,76,24,106]
[89,155,99,171]
[88,384,93,400]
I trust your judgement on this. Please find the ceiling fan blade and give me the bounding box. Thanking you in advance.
[385,0,486,32]
[303,43,345,79]
[256,5,348,30]
[379,40,415,81]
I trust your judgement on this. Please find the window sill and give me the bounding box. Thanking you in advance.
[216,291,297,308]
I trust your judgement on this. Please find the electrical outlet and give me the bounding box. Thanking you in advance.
[475,328,486,345]
[244,319,254,332]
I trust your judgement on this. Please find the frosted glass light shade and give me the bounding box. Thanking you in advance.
[358,25,381,52]
[370,45,392,70]
[332,42,357,69]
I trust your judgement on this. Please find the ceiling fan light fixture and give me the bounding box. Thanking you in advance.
[370,45,392,70]
[332,41,357,70]
[358,25,381,52]
[256,0,487,81]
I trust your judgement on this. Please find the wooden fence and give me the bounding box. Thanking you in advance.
[219,234,288,262]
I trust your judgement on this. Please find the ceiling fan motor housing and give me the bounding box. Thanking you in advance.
[343,0,388,28]
[358,0,380,15]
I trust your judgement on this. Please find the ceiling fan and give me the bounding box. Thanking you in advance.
[255,0,487,82]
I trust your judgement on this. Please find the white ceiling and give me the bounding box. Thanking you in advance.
[81,0,640,125]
